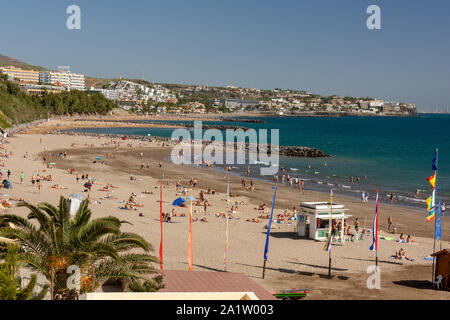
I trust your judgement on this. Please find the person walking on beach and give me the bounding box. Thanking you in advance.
[7,169,10,180]
[354,218,360,233]
[387,216,393,233]
[20,171,24,183]
[390,192,394,205]
[361,192,366,203]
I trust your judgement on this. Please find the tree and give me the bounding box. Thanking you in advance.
[0,244,49,300]
[0,197,159,299]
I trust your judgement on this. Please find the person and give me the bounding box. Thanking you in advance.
[407,235,413,243]
[395,248,411,260]
[390,192,394,205]
[20,171,24,183]
[7,169,10,180]
[354,218,360,233]
[399,233,405,242]
[387,216,393,233]
[361,192,366,203]
[415,189,419,198]
[442,202,446,215]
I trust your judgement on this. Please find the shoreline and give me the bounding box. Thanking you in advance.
[47,128,443,211]
[3,132,449,299]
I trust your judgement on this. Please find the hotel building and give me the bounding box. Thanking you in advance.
[0,66,40,84]
[39,71,85,91]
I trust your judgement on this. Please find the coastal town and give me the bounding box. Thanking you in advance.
[0,62,417,117]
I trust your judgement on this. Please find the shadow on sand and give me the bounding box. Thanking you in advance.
[393,279,434,290]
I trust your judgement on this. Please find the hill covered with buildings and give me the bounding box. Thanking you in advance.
[0,54,417,123]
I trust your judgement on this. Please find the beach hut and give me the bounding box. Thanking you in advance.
[296,202,351,243]
[431,249,450,290]
[68,194,85,216]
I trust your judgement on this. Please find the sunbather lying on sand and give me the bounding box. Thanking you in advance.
[247,218,262,223]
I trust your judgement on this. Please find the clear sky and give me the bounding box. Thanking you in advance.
[1,0,449,111]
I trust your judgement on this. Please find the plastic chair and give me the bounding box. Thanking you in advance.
[433,275,443,289]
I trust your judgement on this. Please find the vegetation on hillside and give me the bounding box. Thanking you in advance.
[0,72,117,127]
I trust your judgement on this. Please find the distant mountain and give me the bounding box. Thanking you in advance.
[0,54,48,71]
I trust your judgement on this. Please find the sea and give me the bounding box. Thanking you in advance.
[66,114,450,210]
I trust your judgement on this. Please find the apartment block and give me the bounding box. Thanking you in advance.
[0,65,39,84]
[39,71,85,91]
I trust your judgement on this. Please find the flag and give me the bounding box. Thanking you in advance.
[432,151,438,171]
[370,192,379,251]
[159,177,163,270]
[224,217,229,267]
[436,188,442,240]
[426,189,436,222]
[427,171,436,189]
[323,190,333,252]
[263,186,278,261]
[187,196,193,271]
[224,172,230,268]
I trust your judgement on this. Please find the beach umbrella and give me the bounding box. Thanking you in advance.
[172,197,187,207]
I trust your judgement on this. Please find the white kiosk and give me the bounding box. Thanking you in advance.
[296,202,351,243]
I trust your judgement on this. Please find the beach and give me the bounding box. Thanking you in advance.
[2,127,450,299]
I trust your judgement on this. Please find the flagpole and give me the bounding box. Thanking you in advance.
[159,174,164,270]
[224,170,230,271]
[432,148,438,283]
[328,190,333,278]
[187,188,193,271]
[262,185,278,279]
[375,191,379,268]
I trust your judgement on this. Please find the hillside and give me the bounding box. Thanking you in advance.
[0,54,48,71]
[0,73,117,127]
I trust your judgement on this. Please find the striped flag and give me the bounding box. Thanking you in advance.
[323,190,333,252]
[370,192,379,251]
[426,188,436,222]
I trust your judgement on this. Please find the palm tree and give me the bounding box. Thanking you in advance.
[0,196,158,299]
[0,244,49,300]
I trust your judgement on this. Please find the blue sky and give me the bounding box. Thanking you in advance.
[1,0,449,111]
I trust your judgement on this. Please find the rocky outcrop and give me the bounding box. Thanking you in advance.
[278,146,329,157]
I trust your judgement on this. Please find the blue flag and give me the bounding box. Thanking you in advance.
[264,186,278,261]
[432,151,438,171]
[436,188,442,241]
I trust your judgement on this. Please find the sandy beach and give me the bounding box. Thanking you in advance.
[2,127,449,299]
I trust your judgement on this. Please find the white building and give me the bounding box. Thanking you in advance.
[39,71,85,91]
[100,89,120,101]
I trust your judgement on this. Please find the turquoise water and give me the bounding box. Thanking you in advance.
[68,114,450,206]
